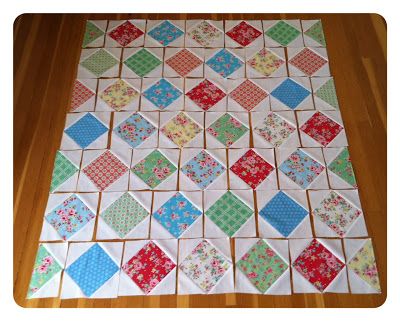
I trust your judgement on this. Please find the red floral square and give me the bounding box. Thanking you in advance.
[186,79,226,111]
[122,241,176,294]
[165,49,203,77]
[70,80,94,112]
[289,48,328,76]
[82,150,128,191]
[226,21,262,47]
[108,21,144,47]
[300,111,343,146]
[229,79,268,111]
[292,239,344,292]
[230,149,274,189]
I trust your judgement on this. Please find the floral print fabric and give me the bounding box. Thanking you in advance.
[328,147,357,187]
[313,191,361,237]
[142,78,182,110]
[147,20,184,46]
[226,21,262,46]
[238,240,288,293]
[179,240,231,293]
[114,113,156,148]
[27,245,62,298]
[122,241,176,294]
[108,21,144,47]
[186,79,226,111]
[165,49,203,77]
[188,20,222,47]
[292,239,344,292]
[289,48,327,76]
[254,112,296,147]
[206,49,244,78]
[247,48,285,76]
[131,150,177,189]
[161,112,202,147]
[230,149,274,189]
[100,79,139,111]
[229,79,268,111]
[207,113,248,147]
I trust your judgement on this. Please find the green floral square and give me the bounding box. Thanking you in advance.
[206,113,248,147]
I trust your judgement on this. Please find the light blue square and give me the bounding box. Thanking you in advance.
[270,78,310,109]
[114,113,156,148]
[142,78,182,110]
[147,20,184,46]
[206,49,244,78]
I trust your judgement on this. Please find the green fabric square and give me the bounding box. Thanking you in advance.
[82,21,104,48]
[205,191,253,237]
[207,113,248,147]
[50,151,78,192]
[328,147,357,187]
[304,20,326,46]
[80,49,119,77]
[315,78,339,109]
[124,48,162,77]
[265,21,300,46]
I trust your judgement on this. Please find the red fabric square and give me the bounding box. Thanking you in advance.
[70,80,95,112]
[230,149,274,189]
[186,79,226,111]
[82,150,128,191]
[226,21,262,47]
[300,111,343,146]
[289,48,327,76]
[292,239,344,292]
[165,49,203,77]
[229,79,268,111]
[108,21,144,47]
[122,241,176,294]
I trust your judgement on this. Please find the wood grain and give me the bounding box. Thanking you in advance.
[13,13,387,308]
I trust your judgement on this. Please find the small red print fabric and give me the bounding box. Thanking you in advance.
[165,49,203,77]
[122,241,176,294]
[230,149,274,189]
[186,79,226,111]
[292,239,344,292]
[226,21,262,47]
[300,111,343,146]
[289,48,327,76]
[70,80,94,112]
[108,21,144,47]
[229,79,268,111]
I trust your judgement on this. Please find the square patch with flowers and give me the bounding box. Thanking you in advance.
[142,79,182,110]
[114,113,156,148]
[207,113,248,147]
[206,49,244,78]
[226,21,262,47]
[108,21,144,47]
[147,20,184,46]
[247,48,285,77]
[327,147,357,187]
[289,48,328,76]
[186,79,226,111]
[187,20,223,47]
[254,113,296,147]
[99,79,139,111]
[122,241,176,294]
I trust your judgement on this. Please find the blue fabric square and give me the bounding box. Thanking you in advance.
[206,49,244,78]
[270,78,310,109]
[114,113,156,148]
[142,78,182,110]
[65,243,119,297]
[147,20,184,46]
[153,192,202,238]
[64,113,108,149]
[259,191,308,237]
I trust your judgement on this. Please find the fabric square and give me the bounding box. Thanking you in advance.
[292,239,344,292]
[304,20,326,46]
[108,21,144,47]
[83,21,105,48]
[153,192,202,238]
[147,20,184,46]
[265,21,301,46]
[122,241,176,294]
[65,243,119,297]
[328,147,357,187]
[207,113,248,147]
[186,79,226,111]
[165,49,203,77]
[237,240,288,293]
[315,78,339,109]
[206,49,244,78]
[161,112,202,148]
[313,191,362,237]
[259,191,308,237]
[131,150,177,189]
[80,49,119,78]
[229,79,268,111]
[45,194,95,241]
[279,149,325,189]
[100,192,149,238]
[50,151,79,192]
[142,79,182,110]
[181,150,226,189]
[27,245,62,298]
[206,191,253,237]
[300,111,343,146]
[254,113,296,147]
[114,113,156,148]
[70,80,95,112]
[230,149,274,190]
[270,78,310,110]
[99,79,139,111]
[188,20,223,47]
[348,239,380,292]
[289,48,328,76]
[124,48,162,77]
[247,48,285,77]
[226,21,262,46]
[82,150,128,191]
[64,113,108,149]
[179,240,231,293]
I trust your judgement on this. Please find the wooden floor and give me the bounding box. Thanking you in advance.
[13,13,387,308]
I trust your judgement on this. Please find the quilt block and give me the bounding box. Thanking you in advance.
[263,20,303,47]
[246,47,286,78]
[185,78,227,112]
[122,47,163,78]
[225,20,264,48]
[141,78,184,111]
[288,47,330,77]
[145,20,185,47]
[164,48,204,77]
[78,48,121,78]
[302,20,326,47]
[227,78,269,112]
[205,48,245,79]
[49,150,81,193]
[185,20,224,47]
[69,79,97,113]
[105,20,146,47]
[82,20,107,48]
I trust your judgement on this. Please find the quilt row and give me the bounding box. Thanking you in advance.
[27,237,380,299]
[78,46,330,79]
[83,20,326,49]
[70,77,339,113]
